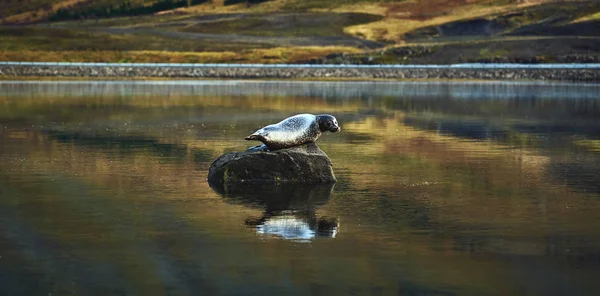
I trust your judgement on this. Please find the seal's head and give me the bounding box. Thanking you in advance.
[316,114,341,133]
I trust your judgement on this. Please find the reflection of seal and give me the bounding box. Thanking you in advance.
[247,214,339,241]
[245,114,340,151]
[210,182,340,241]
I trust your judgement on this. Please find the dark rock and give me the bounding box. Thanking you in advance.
[3,64,600,82]
[207,142,336,185]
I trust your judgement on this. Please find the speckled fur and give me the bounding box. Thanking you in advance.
[246,114,340,151]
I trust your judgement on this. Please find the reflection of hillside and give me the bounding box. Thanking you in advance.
[48,130,192,160]
[4,81,599,140]
[2,128,600,295]
[1,82,368,129]
[549,155,600,194]
[2,130,216,200]
[379,93,600,141]
[336,116,600,240]
[404,117,509,141]
[378,89,600,118]
[342,115,549,173]
[2,80,600,295]
[402,114,600,141]
[0,94,359,120]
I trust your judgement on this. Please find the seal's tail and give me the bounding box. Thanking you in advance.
[245,135,260,141]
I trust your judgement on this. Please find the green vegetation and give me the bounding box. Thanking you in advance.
[181,13,382,37]
[0,47,363,64]
[50,0,208,21]
[224,0,270,6]
[0,27,270,52]
[403,1,600,40]
[0,0,64,19]
[281,0,404,11]
[479,48,509,59]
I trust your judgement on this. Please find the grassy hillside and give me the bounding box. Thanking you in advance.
[0,0,66,19]
[1,0,599,64]
[1,0,192,23]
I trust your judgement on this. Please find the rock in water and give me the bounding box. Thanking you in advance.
[207,143,336,185]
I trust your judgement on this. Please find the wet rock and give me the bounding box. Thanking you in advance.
[559,54,600,63]
[207,142,336,185]
[2,64,600,81]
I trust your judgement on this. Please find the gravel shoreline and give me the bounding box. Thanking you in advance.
[1,64,600,82]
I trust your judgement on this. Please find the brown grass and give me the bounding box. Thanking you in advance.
[0,46,361,63]
[2,0,91,24]
[341,1,539,43]
[3,0,595,63]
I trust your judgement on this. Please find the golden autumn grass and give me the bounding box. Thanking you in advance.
[176,0,553,43]
[0,46,362,63]
[176,0,534,43]
[1,0,87,23]
[341,1,543,43]
[572,11,600,23]
[4,0,88,24]
[2,0,600,63]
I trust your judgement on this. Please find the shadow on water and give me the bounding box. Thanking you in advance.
[402,114,600,143]
[403,117,510,141]
[209,181,339,241]
[549,158,600,194]
[45,129,214,163]
[47,130,186,157]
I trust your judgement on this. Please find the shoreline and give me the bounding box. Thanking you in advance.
[1,63,600,82]
[4,76,600,85]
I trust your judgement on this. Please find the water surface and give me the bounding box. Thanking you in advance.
[1,80,600,295]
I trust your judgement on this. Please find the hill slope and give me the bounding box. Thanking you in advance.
[1,0,599,64]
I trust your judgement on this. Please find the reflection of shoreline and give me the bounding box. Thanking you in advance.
[2,80,600,99]
[210,182,339,241]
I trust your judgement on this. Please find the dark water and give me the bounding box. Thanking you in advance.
[1,80,600,296]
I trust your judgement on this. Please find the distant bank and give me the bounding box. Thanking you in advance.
[1,62,600,82]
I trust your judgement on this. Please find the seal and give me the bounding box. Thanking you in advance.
[245,114,340,151]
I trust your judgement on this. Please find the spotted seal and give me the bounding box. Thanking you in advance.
[245,114,340,151]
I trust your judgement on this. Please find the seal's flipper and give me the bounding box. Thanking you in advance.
[246,144,270,152]
[245,134,262,141]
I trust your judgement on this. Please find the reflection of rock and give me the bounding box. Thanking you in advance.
[207,142,336,185]
[211,181,334,211]
[210,182,339,241]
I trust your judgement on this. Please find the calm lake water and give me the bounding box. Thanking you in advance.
[1,80,600,296]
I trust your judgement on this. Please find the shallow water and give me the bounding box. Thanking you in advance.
[1,80,600,296]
